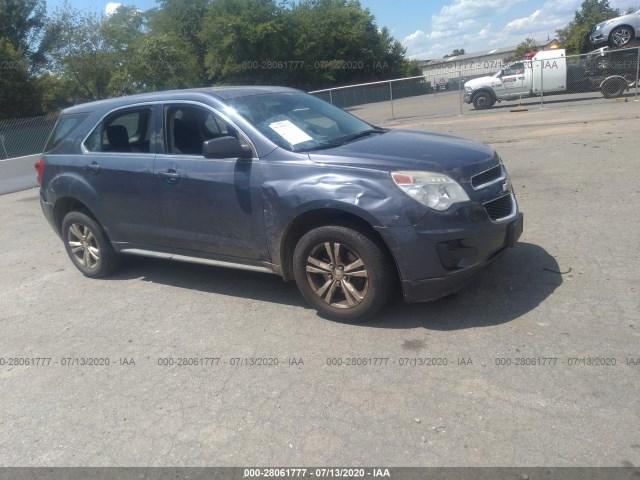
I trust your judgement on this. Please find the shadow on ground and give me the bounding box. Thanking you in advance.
[107,242,560,330]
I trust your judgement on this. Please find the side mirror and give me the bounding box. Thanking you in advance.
[203,136,252,159]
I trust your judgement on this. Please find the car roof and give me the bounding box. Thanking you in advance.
[61,86,302,115]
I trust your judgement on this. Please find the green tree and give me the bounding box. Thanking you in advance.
[197,0,411,89]
[0,0,47,71]
[0,38,40,119]
[556,0,619,53]
[127,33,201,92]
[444,48,465,58]
[43,2,145,101]
[146,0,209,85]
[503,38,541,62]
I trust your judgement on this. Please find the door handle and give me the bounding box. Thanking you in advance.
[85,161,100,174]
[158,169,181,185]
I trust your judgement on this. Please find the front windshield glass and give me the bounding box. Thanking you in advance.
[225,92,383,152]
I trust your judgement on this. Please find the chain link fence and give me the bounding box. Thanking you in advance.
[0,114,58,160]
[310,46,640,124]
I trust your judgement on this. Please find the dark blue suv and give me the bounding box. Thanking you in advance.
[37,86,523,321]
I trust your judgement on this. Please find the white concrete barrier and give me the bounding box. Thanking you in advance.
[0,154,40,195]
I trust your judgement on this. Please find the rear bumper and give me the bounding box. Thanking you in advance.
[380,211,523,303]
[40,194,59,237]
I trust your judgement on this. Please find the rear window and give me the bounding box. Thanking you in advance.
[44,114,88,152]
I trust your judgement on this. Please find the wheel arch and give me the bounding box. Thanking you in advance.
[278,207,400,284]
[53,197,99,235]
[609,24,636,44]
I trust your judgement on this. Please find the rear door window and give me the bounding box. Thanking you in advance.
[84,108,153,153]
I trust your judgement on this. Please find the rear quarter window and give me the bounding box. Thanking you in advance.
[44,114,89,152]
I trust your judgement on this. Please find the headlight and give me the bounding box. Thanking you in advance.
[391,171,470,211]
[464,86,472,93]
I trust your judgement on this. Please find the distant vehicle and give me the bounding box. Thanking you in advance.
[36,87,523,321]
[585,44,640,75]
[463,49,634,109]
[435,78,448,91]
[590,9,640,47]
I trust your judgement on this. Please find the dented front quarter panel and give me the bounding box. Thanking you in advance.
[259,147,431,268]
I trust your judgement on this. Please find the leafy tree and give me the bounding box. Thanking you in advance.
[503,38,541,62]
[556,0,619,54]
[43,2,145,101]
[146,0,209,85]
[198,0,411,89]
[443,48,465,58]
[0,38,40,118]
[0,0,47,71]
[127,33,201,92]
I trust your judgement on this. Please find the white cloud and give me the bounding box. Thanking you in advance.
[105,2,122,16]
[402,0,589,59]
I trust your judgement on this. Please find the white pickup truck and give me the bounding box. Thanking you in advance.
[463,48,634,109]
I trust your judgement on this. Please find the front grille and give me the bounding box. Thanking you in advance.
[471,165,503,189]
[484,194,514,221]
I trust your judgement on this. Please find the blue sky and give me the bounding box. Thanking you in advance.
[47,0,640,59]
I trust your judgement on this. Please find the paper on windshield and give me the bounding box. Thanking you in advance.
[268,120,313,145]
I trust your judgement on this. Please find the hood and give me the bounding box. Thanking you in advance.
[307,129,498,181]
[465,76,499,89]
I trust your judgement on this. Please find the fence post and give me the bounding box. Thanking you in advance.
[459,71,463,116]
[635,46,639,102]
[389,81,395,120]
[540,59,544,109]
[0,134,8,160]
[329,89,333,105]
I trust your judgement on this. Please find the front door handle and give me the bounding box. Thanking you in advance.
[85,161,100,174]
[158,169,181,185]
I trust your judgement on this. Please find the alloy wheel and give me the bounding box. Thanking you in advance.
[67,223,100,269]
[305,241,369,309]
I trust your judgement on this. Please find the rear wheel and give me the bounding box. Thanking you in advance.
[608,26,634,47]
[62,211,120,278]
[601,77,627,99]
[472,91,494,110]
[293,226,393,322]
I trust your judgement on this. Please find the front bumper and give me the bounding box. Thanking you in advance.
[379,210,523,303]
[463,93,472,103]
[590,32,606,44]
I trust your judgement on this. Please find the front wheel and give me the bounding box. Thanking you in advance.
[293,226,394,322]
[62,211,120,278]
[472,91,494,110]
[608,26,634,47]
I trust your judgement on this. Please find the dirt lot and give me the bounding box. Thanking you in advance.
[0,99,639,467]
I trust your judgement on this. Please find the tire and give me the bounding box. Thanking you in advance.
[61,211,120,278]
[608,26,634,47]
[595,56,611,71]
[293,225,393,322]
[601,77,627,99]
[472,91,494,110]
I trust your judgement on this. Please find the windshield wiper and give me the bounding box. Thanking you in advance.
[296,128,387,152]
[337,128,387,145]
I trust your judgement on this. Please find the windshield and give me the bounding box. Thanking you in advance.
[225,92,384,152]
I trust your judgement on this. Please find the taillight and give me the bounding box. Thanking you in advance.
[35,158,45,185]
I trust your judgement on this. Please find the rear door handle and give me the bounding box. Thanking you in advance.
[158,169,181,185]
[85,161,100,174]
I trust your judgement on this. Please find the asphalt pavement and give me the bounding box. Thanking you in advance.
[0,99,639,467]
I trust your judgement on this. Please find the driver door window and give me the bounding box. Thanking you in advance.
[164,105,248,156]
